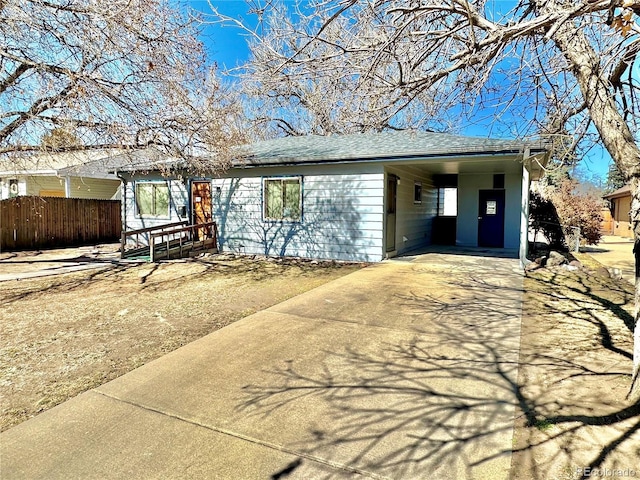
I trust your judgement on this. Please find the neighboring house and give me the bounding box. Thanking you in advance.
[115,131,550,263]
[0,152,121,200]
[0,152,138,250]
[603,185,632,238]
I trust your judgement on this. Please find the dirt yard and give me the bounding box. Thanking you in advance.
[0,249,364,431]
[510,253,639,479]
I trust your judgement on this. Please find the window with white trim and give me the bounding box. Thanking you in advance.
[263,177,302,221]
[135,182,170,218]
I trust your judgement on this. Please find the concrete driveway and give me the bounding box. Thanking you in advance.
[1,253,524,480]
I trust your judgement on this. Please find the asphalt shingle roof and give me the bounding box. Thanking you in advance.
[237,130,548,167]
[110,131,549,172]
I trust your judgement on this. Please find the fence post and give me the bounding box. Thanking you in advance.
[571,226,581,252]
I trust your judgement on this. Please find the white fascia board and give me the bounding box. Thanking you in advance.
[0,170,58,176]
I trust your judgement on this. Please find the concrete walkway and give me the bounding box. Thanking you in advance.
[0,244,124,282]
[0,260,119,282]
[1,254,525,480]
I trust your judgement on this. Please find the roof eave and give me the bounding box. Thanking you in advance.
[234,148,547,169]
[604,190,631,200]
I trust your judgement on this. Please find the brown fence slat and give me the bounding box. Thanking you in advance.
[0,196,121,251]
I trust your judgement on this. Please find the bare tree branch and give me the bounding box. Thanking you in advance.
[0,0,246,170]
[0,63,32,95]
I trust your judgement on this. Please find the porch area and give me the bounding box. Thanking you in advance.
[382,152,540,264]
[395,244,520,261]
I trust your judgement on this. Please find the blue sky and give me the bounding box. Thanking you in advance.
[189,0,613,181]
[188,0,255,69]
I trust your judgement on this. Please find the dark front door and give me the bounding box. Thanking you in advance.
[191,181,212,241]
[386,174,397,252]
[478,189,505,248]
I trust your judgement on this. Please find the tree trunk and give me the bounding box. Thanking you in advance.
[631,177,640,401]
[544,1,640,401]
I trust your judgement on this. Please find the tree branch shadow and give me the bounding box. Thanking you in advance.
[235,267,638,479]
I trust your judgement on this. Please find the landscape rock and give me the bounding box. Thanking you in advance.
[610,268,623,280]
[525,262,543,272]
[534,256,548,266]
[546,251,568,267]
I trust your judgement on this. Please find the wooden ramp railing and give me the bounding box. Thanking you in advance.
[149,222,218,261]
[121,221,218,261]
[121,221,188,259]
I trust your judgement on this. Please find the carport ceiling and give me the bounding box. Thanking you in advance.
[388,154,525,175]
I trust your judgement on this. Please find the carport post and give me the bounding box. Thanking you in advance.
[519,148,531,268]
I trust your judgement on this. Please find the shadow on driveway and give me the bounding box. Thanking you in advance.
[1,253,638,479]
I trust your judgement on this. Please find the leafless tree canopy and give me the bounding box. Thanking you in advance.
[216,1,639,150]
[212,2,461,137]
[0,0,245,168]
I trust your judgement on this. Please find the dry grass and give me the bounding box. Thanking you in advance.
[511,257,639,479]
[0,254,364,431]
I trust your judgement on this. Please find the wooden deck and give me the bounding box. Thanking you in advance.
[121,222,218,261]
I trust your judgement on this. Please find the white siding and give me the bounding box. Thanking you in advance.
[457,174,486,247]
[504,170,524,249]
[385,166,435,255]
[0,178,27,199]
[519,167,531,264]
[3,175,121,199]
[213,166,385,262]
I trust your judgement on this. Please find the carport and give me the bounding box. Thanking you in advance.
[381,146,548,265]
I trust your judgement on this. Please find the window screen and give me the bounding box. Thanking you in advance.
[135,182,170,217]
[263,177,302,221]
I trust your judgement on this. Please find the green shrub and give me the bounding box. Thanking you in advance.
[530,192,565,249]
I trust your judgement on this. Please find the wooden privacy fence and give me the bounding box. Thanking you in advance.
[1,196,121,251]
